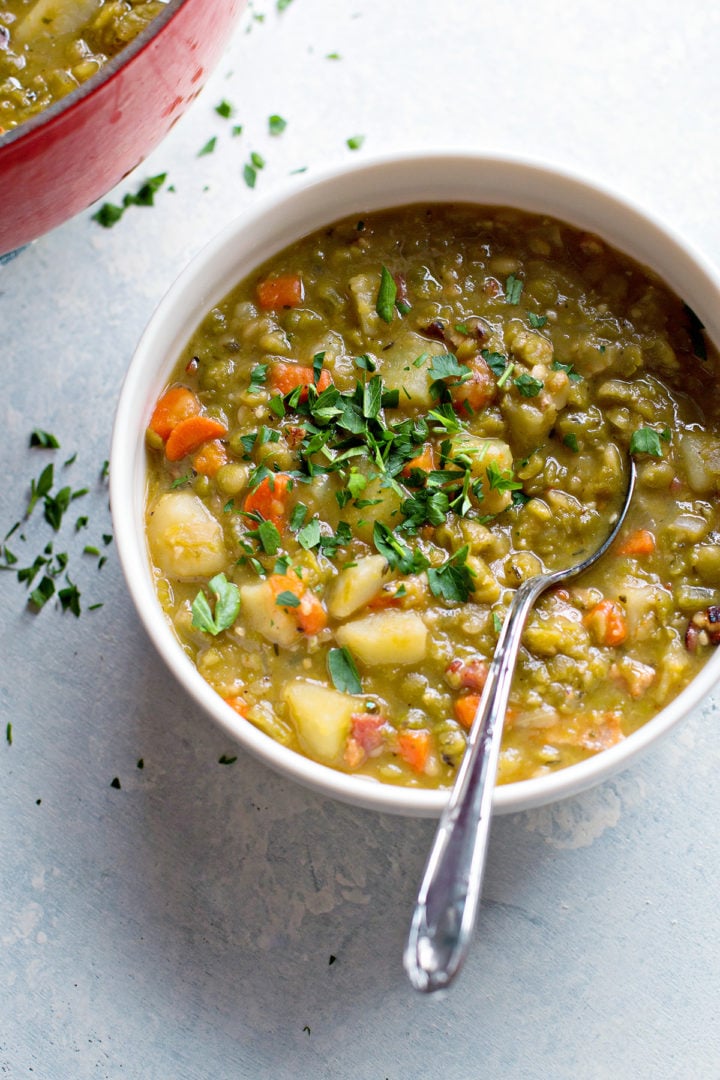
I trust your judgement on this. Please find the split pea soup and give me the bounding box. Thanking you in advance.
[0,0,167,132]
[144,203,720,790]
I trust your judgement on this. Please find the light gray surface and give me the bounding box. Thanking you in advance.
[2,2,720,1077]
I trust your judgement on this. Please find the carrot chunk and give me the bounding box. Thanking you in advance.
[617,529,656,556]
[584,599,628,646]
[224,695,249,718]
[397,729,432,773]
[268,361,332,400]
[256,273,304,310]
[401,442,436,479]
[149,386,200,440]
[454,694,482,730]
[451,354,496,413]
[296,591,328,635]
[192,439,228,477]
[164,415,228,462]
[243,473,292,529]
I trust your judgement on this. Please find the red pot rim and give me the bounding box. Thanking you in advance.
[0,0,186,149]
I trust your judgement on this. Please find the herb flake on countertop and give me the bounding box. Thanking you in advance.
[268,114,287,135]
[215,100,235,119]
[346,135,365,150]
[92,173,167,228]
[198,136,217,157]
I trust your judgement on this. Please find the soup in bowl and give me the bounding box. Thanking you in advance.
[111,152,720,816]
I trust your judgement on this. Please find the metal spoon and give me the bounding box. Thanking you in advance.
[404,458,637,993]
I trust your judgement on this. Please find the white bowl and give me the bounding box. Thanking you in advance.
[110,150,720,817]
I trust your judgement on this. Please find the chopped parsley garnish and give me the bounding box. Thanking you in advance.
[248,363,269,392]
[514,373,544,397]
[275,589,300,608]
[191,573,241,635]
[346,135,365,151]
[30,430,59,449]
[243,163,258,188]
[92,173,167,227]
[218,754,238,765]
[251,151,266,170]
[629,427,664,457]
[492,611,503,634]
[327,646,362,694]
[297,517,322,550]
[375,266,397,324]
[505,274,523,305]
[268,114,287,135]
[215,100,234,119]
[482,350,508,378]
[563,433,579,453]
[528,312,548,329]
[551,359,582,382]
[198,136,217,157]
[427,546,475,602]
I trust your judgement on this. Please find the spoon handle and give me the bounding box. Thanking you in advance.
[404,576,546,993]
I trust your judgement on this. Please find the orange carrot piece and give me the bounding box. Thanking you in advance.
[401,442,436,479]
[243,473,292,529]
[451,354,496,413]
[256,273,304,310]
[584,599,628,646]
[617,529,656,556]
[397,729,432,773]
[296,591,328,635]
[192,439,228,477]
[149,385,200,440]
[164,415,228,462]
[224,695,249,718]
[268,361,332,400]
[454,694,482,730]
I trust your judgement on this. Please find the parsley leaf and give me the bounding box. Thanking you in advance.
[514,373,544,397]
[215,100,234,119]
[327,646,362,694]
[505,274,523,305]
[191,574,241,635]
[198,137,217,157]
[427,546,475,603]
[373,522,428,574]
[268,114,287,136]
[428,354,469,381]
[629,427,663,457]
[551,359,582,382]
[528,312,548,329]
[481,349,508,378]
[346,135,365,151]
[375,266,397,324]
[30,430,59,449]
[563,433,579,453]
[275,590,300,608]
[297,518,321,550]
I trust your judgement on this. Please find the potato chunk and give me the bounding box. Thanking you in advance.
[449,435,515,515]
[335,611,428,666]
[284,681,358,763]
[381,332,448,410]
[677,433,720,495]
[240,580,299,648]
[327,556,391,619]
[147,492,226,580]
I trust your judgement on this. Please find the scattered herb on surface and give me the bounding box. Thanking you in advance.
[243,163,258,188]
[6,722,12,746]
[110,777,121,790]
[215,100,234,119]
[30,430,60,449]
[218,753,238,765]
[268,114,287,135]
[92,174,167,227]
[198,136,217,157]
[346,135,365,150]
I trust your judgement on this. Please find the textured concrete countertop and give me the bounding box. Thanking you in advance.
[2,2,720,1077]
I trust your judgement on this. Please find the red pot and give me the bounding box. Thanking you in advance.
[0,0,246,256]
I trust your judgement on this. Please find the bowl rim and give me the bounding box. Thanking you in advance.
[0,0,185,149]
[111,148,720,817]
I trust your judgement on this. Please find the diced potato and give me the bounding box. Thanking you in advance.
[240,579,299,648]
[380,332,447,410]
[449,435,515,515]
[284,680,358,763]
[147,492,226,580]
[16,0,102,42]
[348,272,383,338]
[620,585,672,642]
[327,555,391,619]
[677,433,720,495]
[336,610,428,666]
